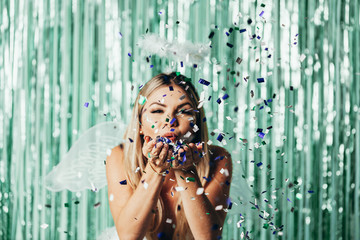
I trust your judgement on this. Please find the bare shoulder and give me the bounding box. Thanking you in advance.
[208,145,233,174]
[106,144,133,223]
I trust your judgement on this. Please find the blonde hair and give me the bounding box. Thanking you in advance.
[121,72,211,240]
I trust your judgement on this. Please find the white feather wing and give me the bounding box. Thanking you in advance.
[45,121,127,192]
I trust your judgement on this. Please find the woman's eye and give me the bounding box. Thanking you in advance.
[151,110,163,113]
[179,109,192,115]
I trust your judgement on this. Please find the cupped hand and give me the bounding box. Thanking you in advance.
[171,142,203,171]
[142,136,173,173]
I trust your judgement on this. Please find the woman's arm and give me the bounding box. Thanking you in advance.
[106,146,165,240]
[173,146,232,240]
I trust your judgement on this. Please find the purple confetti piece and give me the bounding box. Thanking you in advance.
[84,102,89,108]
[287,198,292,203]
[259,11,264,17]
[118,32,123,38]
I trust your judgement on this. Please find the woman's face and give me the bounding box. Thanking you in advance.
[140,84,198,143]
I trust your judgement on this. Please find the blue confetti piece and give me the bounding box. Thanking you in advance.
[150,65,153,68]
[129,138,133,143]
[208,96,212,101]
[256,162,263,167]
[203,117,207,122]
[265,47,268,51]
[217,133,224,142]
[120,180,127,185]
[225,32,230,36]
[169,86,174,91]
[240,29,246,33]
[118,32,123,38]
[170,128,175,132]
[128,53,131,57]
[257,78,265,83]
[84,102,89,108]
[216,98,222,104]
[180,61,183,67]
[308,190,314,193]
[287,198,292,203]
[199,78,210,86]
[157,232,165,238]
[170,118,176,124]
[193,64,197,68]
[259,10,264,17]
[222,93,229,100]
[264,100,268,106]
[258,132,265,139]
[259,106,264,110]
[257,36,261,40]
[268,98,273,102]
[226,42,234,48]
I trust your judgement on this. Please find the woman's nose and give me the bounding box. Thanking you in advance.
[166,115,178,127]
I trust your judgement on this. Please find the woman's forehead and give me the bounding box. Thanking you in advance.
[146,84,190,105]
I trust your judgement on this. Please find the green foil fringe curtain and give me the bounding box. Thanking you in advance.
[1,0,359,239]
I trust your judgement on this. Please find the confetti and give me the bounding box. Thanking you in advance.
[236,57,243,64]
[118,32,123,38]
[258,132,265,139]
[239,29,247,33]
[94,202,101,208]
[259,11,265,17]
[257,78,265,83]
[40,223,49,229]
[299,54,306,62]
[84,102,89,108]
[138,95,146,105]
[128,53,132,57]
[222,93,229,100]
[169,86,174,91]
[196,188,204,195]
[226,43,234,48]
[208,31,215,39]
[199,78,210,86]
[120,180,127,185]
[215,205,223,211]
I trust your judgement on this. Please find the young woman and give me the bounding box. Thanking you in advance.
[106,72,233,240]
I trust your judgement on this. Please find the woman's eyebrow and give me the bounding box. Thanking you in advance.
[149,102,193,109]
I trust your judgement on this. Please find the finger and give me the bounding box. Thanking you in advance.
[158,143,169,163]
[146,139,157,152]
[151,141,164,156]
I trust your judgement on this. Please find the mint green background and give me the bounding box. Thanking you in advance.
[0,0,359,239]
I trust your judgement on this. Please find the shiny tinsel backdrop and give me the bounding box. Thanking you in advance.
[0,0,359,239]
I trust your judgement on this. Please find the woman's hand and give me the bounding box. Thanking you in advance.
[171,143,203,171]
[142,136,173,174]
